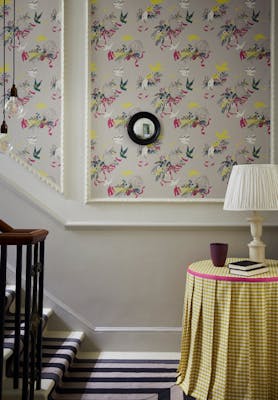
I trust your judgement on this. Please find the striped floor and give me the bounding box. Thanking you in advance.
[4,289,194,400]
[49,358,195,400]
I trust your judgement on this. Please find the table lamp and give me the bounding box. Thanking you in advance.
[223,164,278,262]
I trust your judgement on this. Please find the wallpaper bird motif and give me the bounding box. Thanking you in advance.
[89,0,271,201]
[0,0,62,191]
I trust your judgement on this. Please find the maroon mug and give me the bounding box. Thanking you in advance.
[210,243,228,267]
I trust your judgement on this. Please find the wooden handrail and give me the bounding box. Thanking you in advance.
[0,220,48,245]
[0,220,14,233]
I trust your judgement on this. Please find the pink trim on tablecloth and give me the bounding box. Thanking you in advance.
[187,268,278,282]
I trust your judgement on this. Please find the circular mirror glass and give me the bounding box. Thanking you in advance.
[127,112,160,145]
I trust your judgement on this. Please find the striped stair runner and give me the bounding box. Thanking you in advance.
[5,286,16,313]
[3,287,83,398]
[3,288,194,400]
[49,358,195,400]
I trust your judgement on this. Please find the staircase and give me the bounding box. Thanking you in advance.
[3,286,84,399]
[0,220,84,400]
[1,221,185,400]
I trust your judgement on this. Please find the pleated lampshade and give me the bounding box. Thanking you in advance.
[224,164,278,211]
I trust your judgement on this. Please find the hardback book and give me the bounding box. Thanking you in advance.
[228,260,265,271]
[229,266,269,276]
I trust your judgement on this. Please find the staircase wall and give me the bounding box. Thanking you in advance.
[1,0,278,351]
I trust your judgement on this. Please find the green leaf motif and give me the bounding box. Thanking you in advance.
[33,147,41,159]
[252,146,261,158]
[34,79,42,92]
[186,146,195,158]
[34,11,43,24]
[252,10,260,23]
[186,10,194,23]
[252,78,260,90]
[120,11,128,24]
[186,78,194,91]
[120,146,128,158]
[120,78,128,91]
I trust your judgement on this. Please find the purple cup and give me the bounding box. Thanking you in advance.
[210,243,228,267]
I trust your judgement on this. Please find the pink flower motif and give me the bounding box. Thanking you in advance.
[240,117,247,128]
[108,50,114,60]
[174,186,181,196]
[22,51,28,61]
[173,118,180,128]
[240,50,246,61]
[108,118,114,128]
[107,185,115,196]
[173,50,180,61]
[21,118,28,128]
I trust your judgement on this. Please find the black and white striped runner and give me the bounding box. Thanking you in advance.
[49,358,194,400]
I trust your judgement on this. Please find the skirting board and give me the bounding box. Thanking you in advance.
[6,263,183,352]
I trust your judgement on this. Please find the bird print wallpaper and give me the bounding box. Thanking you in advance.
[87,0,271,201]
[0,0,63,192]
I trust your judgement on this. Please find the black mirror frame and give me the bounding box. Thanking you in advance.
[127,111,161,145]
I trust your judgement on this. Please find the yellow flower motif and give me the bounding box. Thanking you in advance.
[0,64,10,73]
[181,186,192,195]
[90,63,97,72]
[90,130,97,139]
[122,35,133,41]
[36,35,47,42]
[254,33,266,41]
[216,129,230,140]
[216,62,229,72]
[254,102,266,109]
[149,63,162,72]
[187,34,200,41]
[36,103,47,110]
[122,170,133,177]
[151,0,163,4]
[188,102,200,109]
[222,167,230,177]
[122,102,133,109]
[38,170,48,178]
[188,169,200,177]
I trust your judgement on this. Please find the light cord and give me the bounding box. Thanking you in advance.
[3,0,6,120]
[12,0,15,84]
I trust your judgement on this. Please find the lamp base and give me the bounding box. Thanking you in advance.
[248,242,266,263]
[247,211,266,263]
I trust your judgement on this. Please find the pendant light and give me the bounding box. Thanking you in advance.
[1,0,8,133]
[0,0,12,153]
[5,0,23,118]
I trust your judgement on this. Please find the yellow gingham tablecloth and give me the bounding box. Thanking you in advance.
[177,259,278,400]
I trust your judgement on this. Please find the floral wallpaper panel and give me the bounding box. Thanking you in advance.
[0,0,63,192]
[88,0,271,201]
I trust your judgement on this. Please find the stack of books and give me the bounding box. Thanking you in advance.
[228,260,269,276]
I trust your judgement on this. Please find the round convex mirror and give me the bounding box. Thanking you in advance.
[127,112,160,145]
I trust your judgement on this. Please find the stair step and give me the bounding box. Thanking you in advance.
[5,286,16,313]
[2,331,84,400]
[3,306,53,378]
[4,308,53,352]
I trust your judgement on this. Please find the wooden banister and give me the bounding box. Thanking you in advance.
[0,220,48,245]
[0,220,48,400]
